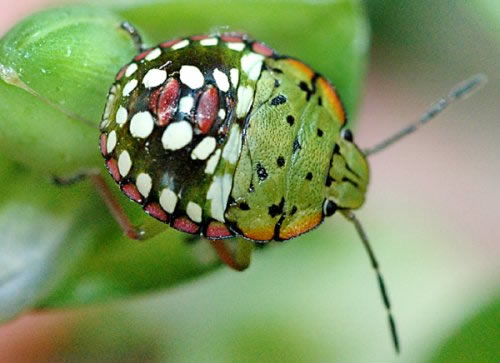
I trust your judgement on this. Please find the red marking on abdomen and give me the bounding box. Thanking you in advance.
[100,133,107,156]
[134,49,153,61]
[122,184,143,203]
[160,38,182,48]
[206,221,234,239]
[151,79,181,127]
[173,216,200,234]
[252,42,274,57]
[145,203,169,222]
[106,159,121,182]
[115,65,128,81]
[221,33,245,42]
[196,86,219,134]
[191,34,209,40]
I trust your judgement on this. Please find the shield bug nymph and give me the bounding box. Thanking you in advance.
[92,22,487,353]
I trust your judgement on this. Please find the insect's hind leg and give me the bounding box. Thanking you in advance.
[209,238,254,271]
[90,173,167,240]
[54,170,164,241]
[120,21,146,52]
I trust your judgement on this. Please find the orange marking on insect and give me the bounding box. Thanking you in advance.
[283,58,315,79]
[279,213,322,240]
[243,226,275,242]
[317,77,346,124]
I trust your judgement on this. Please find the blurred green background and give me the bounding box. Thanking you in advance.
[0,0,498,362]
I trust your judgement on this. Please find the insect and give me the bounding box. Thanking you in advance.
[92,22,486,353]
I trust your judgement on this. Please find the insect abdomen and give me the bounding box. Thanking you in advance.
[100,34,279,238]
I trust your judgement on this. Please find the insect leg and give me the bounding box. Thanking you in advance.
[120,21,146,52]
[342,210,400,353]
[209,238,253,271]
[52,169,99,186]
[90,173,158,240]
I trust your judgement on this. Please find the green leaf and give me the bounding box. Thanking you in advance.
[0,0,369,320]
[471,0,500,41]
[431,294,500,363]
[0,6,140,175]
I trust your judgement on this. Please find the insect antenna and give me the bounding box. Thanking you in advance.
[342,210,400,353]
[363,74,487,157]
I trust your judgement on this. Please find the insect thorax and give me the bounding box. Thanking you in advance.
[99,34,368,242]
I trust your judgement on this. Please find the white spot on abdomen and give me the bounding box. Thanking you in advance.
[162,121,193,150]
[230,68,239,88]
[178,96,194,114]
[200,38,218,46]
[218,108,226,120]
[191,136,216,160]
[226,42,245,52]
[136,173,152,198]
[206,174,233,222]
[236,85,254,118]
[180,65,204,89]
[160,188,177,213]
[102,86,117,127]
[213,68,230,92]
[125,63,138,77]
[187,201,203,223]
[130,111,154,139]
[106,130,117,154]
[241,52,264,81]
[171,39,189,50]
[142,69,167,88]
[205,149,221,174]
[118,150,132,177]
[122,79,138,97]
[116,106,128,126]
[145,48,162,61]
[222,124,242,164]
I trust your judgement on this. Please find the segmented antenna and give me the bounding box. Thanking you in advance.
[364,74,487,157]
[342,211,400,353]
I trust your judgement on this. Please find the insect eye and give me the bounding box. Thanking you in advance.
[341,128,353,142]
[323,199,338,217]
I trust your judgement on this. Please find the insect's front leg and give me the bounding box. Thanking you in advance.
[52,168,100,186]
[209,238,254,271]
[120,21,146,52]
